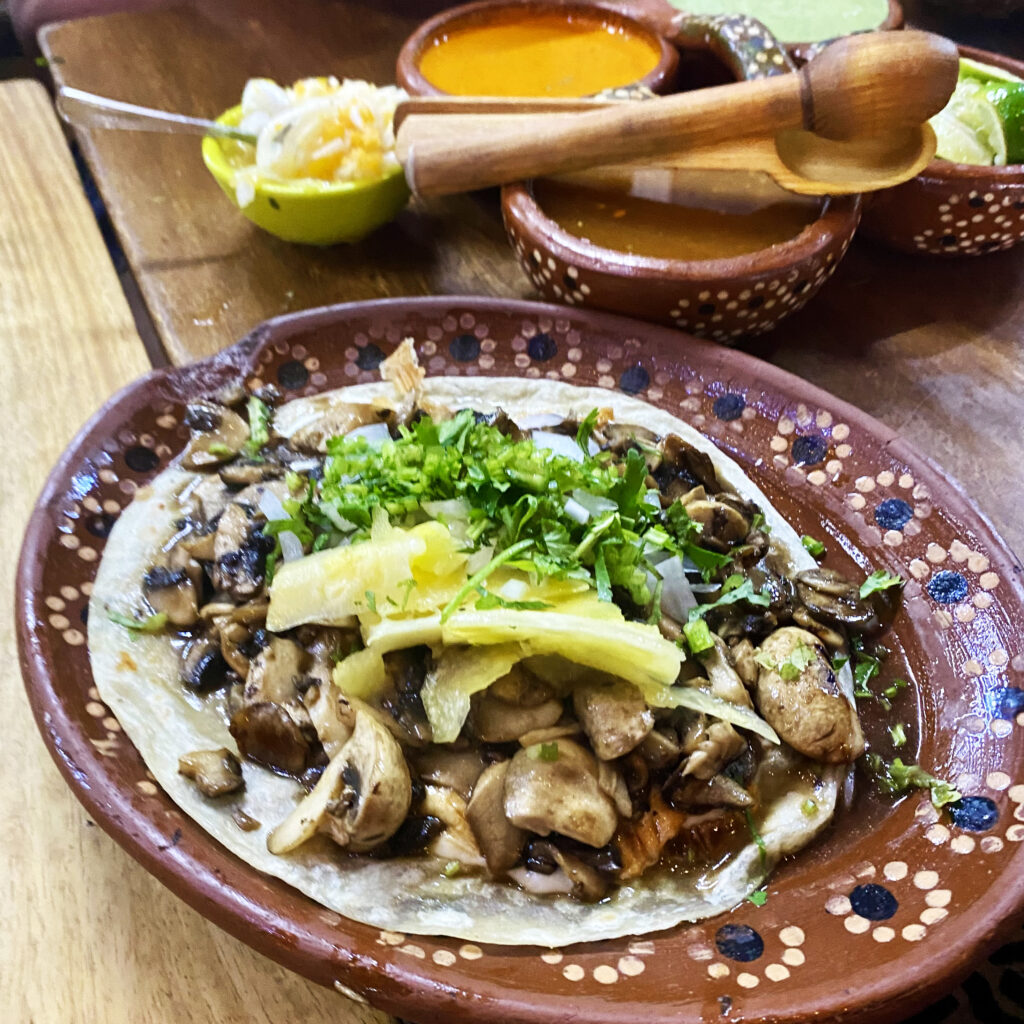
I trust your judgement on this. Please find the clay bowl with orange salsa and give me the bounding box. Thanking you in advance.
[395,0,679,98]
[502,173,861,342]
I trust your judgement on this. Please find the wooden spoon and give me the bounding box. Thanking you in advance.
[395,30,958,196]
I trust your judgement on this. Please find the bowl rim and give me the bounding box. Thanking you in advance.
[200,104,408,200]
[395,0,679,99]
[501,177,861,280]
[917,44,1024,181]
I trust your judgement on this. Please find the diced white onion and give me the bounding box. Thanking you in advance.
[495,577,529,601]
[287,458,321,472]
[507,866,574,895]
[278,530,304,563]
[563,497,590,524]
[257,489,289,523]
[421,498,470,521]
[643,490,661,508]
[345,422,392,447]
[515,413,564,430]
[531,430,584,462]
[320,501,357,533]
[658,555,698,622]
[570,489,617,518]
[466,546,495,574]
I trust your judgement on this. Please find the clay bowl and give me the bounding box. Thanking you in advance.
[396,0,679,98]
[502,178,861,342]
[858,45,1024,256]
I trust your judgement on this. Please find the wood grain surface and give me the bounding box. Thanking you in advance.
[0,78,393,1024]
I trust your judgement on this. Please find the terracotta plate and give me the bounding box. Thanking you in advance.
[17,298,1024,1024]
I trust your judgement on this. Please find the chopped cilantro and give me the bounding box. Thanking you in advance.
[398,578,417,611]
[882,678,909,700]
[683,618,715,655]
[754,643,817,681]
[107,610,168,634]
[688,578,769,623]
[889,723,907,748]
[801,798,818,817]
[745,809,768,872]
[474,589,553,612]
[801,535,826,557]
[747,889,768,907]
[860,570,904,599]
[864,754,962,809]
[576,407,600,456]
[243,396,272,457]
[207,442,234,457]
[751,512,769,534]
[364,590,377,614]
[440,539,534,623]
[832,654,850,673]
[442,860,461,878]
[851,636,883,698]
[528,741,560,762]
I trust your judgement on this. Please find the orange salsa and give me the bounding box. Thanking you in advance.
[418,14,662,98]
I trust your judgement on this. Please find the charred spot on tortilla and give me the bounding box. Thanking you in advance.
[89,339,909,945]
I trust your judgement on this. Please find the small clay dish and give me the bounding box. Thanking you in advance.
[502,178,861,342]
[396,0,679,98]
[858,45,1024,257]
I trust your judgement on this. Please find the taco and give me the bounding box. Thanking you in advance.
[89,341,877,945]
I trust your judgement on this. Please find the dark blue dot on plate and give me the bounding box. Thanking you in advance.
[791,435,828,466]
[356,343,385,371]
[85,512,117,538]
[926,570,969,604]
[124,445,159,473]
[527,332,557,362]
[277,360,309,390]
[698,302,716,316]
[80,604,89,625]
[714,924,764,962]
[968,195,985,208]
[874,497,914,531]
[948,795,999,833]
[712,393,746,421]
[989,686,1024,719]
[449,334,480,362]
[941,234,957,246]
[849,883,898,921]
[619,364,650,395]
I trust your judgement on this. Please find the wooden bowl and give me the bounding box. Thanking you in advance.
[858,45,1024,257]
[502,180,861,342]
[396,0,679,98]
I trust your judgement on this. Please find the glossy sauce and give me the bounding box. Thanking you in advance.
[533,177,823,261]
[418,15,661,98]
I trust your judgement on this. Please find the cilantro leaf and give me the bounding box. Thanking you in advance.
[243,396,272,457]
[107,609,168,634]
[747,889,768,907]
[801,535,826,557]
[864,754,962,809]
[860,570,904,599]
[688,578,769,623]
[576,408,600,457]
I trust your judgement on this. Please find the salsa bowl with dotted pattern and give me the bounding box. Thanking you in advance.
[16,298,1024,1024]
[858,45,1024,257]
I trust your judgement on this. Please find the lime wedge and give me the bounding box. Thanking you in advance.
[946,82,1007,165]
[984,82,1024,164]
[930,107,996,165]
[959,56,1024,87]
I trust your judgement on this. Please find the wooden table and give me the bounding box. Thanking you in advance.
[4,2,1022,1022]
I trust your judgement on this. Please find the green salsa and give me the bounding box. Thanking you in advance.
[667,0,890,44]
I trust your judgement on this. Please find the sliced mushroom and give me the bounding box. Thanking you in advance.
[219,460,284,488]
[471,664,563,743]
[267,708,411,854]
[730,638,759,688]
[534,841,610,902]
[683,498,750,550]
[380,646,433,747]
[178,748,244,797]
[597,760,632,818]
[182,400,250,469]
[412,747,487,801]
[754,626,866,763]
[303,682,356,759]
[503,740,619,848]
[796,568,879,632]
[572,677,653,761]
[466,760,526,875]
[666,772,754,810]
[422,784,486,867]
[654,434,722,498]
[142,565,198,627]
[288,403,387,453]
[701,637,755,710]
[243,636,309,706]
[229,702,312,775]
[680,719,746,780]
[181,634,232,692]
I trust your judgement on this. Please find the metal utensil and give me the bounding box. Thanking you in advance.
[56,87,257,145]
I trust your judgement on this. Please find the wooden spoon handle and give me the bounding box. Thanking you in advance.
[398,74,800,196]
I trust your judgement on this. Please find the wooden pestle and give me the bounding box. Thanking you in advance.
[397,30,959,197]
